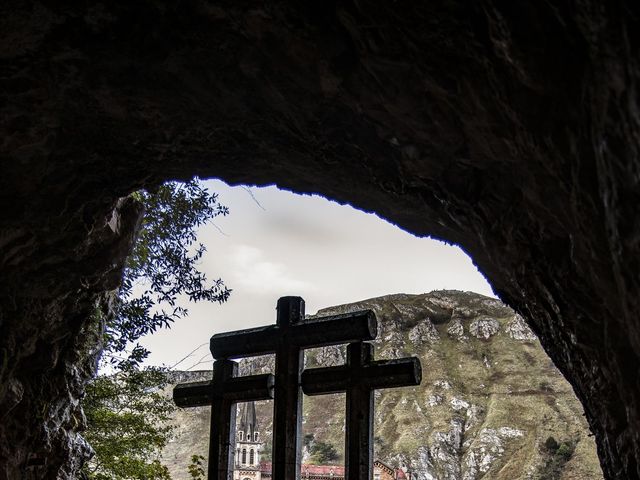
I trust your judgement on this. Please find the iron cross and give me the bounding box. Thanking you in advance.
[173,359,274,479]
[209,296,377,480]
[301,341,421,480]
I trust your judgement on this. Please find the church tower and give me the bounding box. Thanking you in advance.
[234,401,262,480]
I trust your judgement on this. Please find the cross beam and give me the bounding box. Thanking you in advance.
[209,297,377,480]
[301,342,421,480]
[173,359,274,480]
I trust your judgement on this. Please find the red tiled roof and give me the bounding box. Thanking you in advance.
[258,461,345,476]
[301,464,345,476]
[258,461,405,478]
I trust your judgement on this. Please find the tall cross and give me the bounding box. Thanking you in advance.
[173,359,274,479]
[209,297,377,480]
[301,341,422,480]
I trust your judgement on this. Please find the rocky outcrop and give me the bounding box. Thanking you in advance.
[164,292,603,480]
[1,2,639,477]
[0,196,143,478]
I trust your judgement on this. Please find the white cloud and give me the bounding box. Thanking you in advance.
[139,180,495,368]
[229,244,316,295]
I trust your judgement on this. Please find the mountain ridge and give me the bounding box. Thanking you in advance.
[161,291,602,480]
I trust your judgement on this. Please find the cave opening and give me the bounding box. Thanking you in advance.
[132,180,603,479]
[138,179,495,368]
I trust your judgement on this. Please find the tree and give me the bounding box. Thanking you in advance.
[82,179,230,479]
[309,440,339,464]
[187,455,206,480]
[107,179,230,369]
[82,368,175,480]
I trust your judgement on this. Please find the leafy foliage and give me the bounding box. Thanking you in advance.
[83,179,231,479]
[82,368,175,480]
[106,179,230,369]
[303,433,315,448]
[260,436,273,462]
[309,440,339,464]
[303,433,339,464]
[556,442,576,460]
[544,436,560,452]
[187,455,206,479]
[539,436,577,479]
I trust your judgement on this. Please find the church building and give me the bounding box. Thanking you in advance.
[232,403,410,480]
[233,402,262,480]
[233,401,263,480]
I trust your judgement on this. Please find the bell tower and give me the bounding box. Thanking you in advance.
[234,401,262,480]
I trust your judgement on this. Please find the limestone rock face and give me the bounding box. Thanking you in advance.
[1,2,639,478]
[164,292,603,480]
[469,317,500,340]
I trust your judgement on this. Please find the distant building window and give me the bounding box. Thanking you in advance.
[242,448,247,464]
[239,431,244,441]
[254,432,259,441]
[249,448,255,465]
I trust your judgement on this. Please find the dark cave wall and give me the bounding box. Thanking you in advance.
[0,196,143,479]
[1,1,639,478]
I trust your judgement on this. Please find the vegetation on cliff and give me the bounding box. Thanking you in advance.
[162,291,603,480]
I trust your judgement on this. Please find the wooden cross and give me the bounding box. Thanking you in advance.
[209,296,377,480]
[301,341,421,480]
[173,359,274,479]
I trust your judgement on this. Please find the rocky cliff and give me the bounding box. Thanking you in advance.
[163,291,602,479]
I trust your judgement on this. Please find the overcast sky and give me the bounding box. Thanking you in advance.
[140,179,495,369]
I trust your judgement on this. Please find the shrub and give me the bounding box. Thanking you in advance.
[557,442,575,460]
[544,436,559,452]
[537,437,577,479]
[310,441,339,464]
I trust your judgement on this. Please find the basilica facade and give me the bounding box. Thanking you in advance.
[232,403,410,480]
[233,402,263,480]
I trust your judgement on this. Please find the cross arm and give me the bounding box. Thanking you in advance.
[290,311,378,348]
[301,357,421,395]
[210,324,280,359]
[209,310,377,359]
[173,373,275,407]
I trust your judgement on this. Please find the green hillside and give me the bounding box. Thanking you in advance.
[161,291,603,480]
